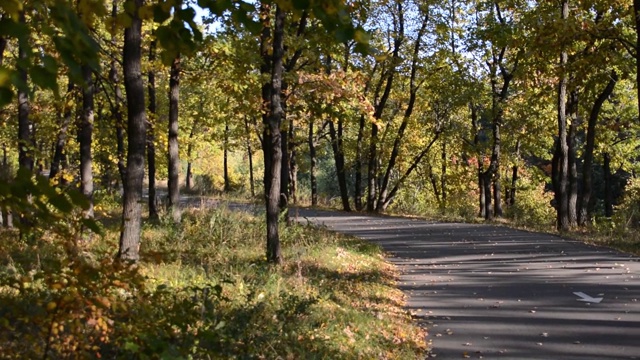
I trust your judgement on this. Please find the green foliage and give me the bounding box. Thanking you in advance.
[0,206,427,358]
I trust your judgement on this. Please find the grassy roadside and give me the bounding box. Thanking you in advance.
[0,204,428,359]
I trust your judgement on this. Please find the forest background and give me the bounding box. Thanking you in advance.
[1,0,640,358]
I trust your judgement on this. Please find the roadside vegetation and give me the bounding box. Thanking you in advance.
[0,199,427,359]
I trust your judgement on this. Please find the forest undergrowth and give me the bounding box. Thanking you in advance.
[0,198,427,359]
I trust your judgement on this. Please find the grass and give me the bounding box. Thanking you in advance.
[0,203,428,359]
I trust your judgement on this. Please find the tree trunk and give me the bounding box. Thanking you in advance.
[308,118,318,206]
[1,144,12,228]
[555,0,571,231]
[168,54,181,223]
[224,120,230,192]
[483,171,493,220]
[263,4,285,264]
[579,71,617,226]
[79,65,94,219]
[110,0,126,187]
[118,0,146,262]
[147,38,158,221]
[478,166,486,218]
[428,165,441,204]
[50,79,74,181]
[280,115,289,217]
[376,7,427,212]
[328,120,351,211]
[18,11,33,173]
[354,114,365,210]
[634,0,640,121]
[509,139,520,206]
[243,116,254,197]
[441,141,447,212]
[603,152,613,218]
[288,122,298,204]
[186,119,198,192]
[567,90,579,227]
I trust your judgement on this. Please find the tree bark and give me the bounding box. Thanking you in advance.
[634,0,640,121]
[18,11,33,173]
[288,122,298,204]
[603,152,613,218]
[110,0,126,187]
[328,120,351,211]
[168,54,181,223]
[243,116,254,197]
[147,38,158,221]
[186,117,199,192]
[555,0,571,231]
[224,120,230,192]
[118,0,146,262]
[441,141,447,212]
[354,114,365,210]
[509,139,520,206]
[308,118,318,206]
[368,1,404,212]
[79,65,94,219]
[50,79,74,181]
[1,144,12,228]
[263,4,285,264]
[567,90,579,227]
[578,71,617,226]
[376,9,427,212]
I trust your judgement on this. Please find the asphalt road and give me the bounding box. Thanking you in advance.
[293,208,640,360]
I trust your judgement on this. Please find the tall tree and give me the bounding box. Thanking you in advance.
[17,11,33,172]
[118,0,147,262]
[148,37,159,221]
[555,0,571,231]
[79,64,95,219]
[262,3,285,264]
[167,53,181,223]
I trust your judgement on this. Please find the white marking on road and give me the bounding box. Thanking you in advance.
[573,291,603,303]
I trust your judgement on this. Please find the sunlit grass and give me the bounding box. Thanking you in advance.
[0,204,428,359]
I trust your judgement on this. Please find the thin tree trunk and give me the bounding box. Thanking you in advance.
[441,141,447,212]
[1,144,12,228]
[556,0,571,231]
[483,171,493,220]
[308,118,317,206]
[18,11,33,173]
[79,65,94,219]
[260,2,272,195]
[186,118,198,191]
[368,2,404,212]
[243,116,254,197]
[579,71,617,226]
[50,79,74,181]
[289,122,298,204]
[224,120,230,192]
[634,0,640,120]
[428,165,441,204]
[147,37,158,221]
[110,0,126,187]
[264,4,285,264]
[509,139,520,206]
[603,152,613,218]
[354,114,365,210]
[168,54,181,223]
[478,166,486,218]
[375,7,427,212]
[567,90,579,227]
[118,0,146,262]
[328,120,351,211]
[379,133,441,210]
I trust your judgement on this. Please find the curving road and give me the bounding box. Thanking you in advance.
[293,208,640,360]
